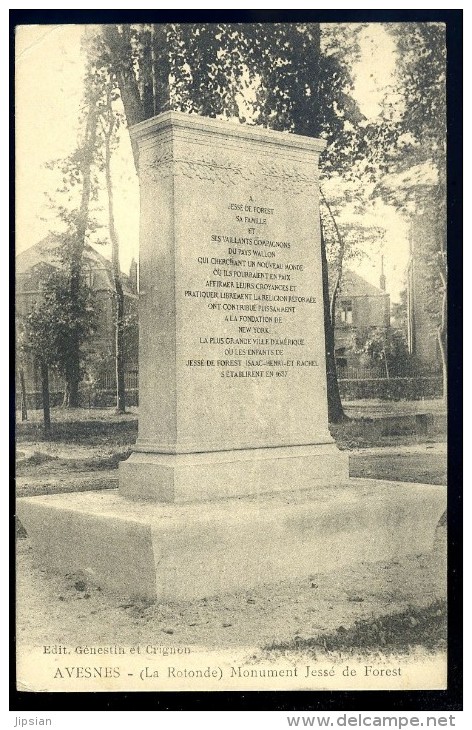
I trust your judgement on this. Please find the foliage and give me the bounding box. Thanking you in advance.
[321,196,385,295]
[372,24,446,384]
[338,376,443,402]
[87,23,251,168]
[350,326,410,375]
[21,268,97,385]
[391,23,446,170]
[240,24,366,178]
[367,23,446,227]
[332,23,447,399]
[94,23,368,174]
[94,22,448,416]
[391,287,408,332]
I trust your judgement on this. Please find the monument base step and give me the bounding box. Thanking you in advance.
[119,443,349,503]
[17,479,445,602]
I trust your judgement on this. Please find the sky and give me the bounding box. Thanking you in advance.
[15,24,139,274]
[15,23,411,302]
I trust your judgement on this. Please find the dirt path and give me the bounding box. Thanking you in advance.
[17,524,446,653]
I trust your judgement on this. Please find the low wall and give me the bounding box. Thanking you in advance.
[17,377,443,410]
[16,388,139,410]
[338,377,443,401]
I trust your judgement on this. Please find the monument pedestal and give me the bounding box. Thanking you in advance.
[119,444,348,502]
[17,113,446,603]
[17,480,445,601]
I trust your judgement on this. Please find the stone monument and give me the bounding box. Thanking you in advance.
[17,113,445,602]
[119,112,348,502]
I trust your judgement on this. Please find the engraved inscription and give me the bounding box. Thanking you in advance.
[183,195,320,379]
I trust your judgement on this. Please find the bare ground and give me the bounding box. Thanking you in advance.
[16,524,446,655]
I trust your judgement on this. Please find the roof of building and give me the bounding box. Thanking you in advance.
[338,269,387,298]
[16,235,136,296]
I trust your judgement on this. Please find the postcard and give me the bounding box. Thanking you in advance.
[14,16,455,701]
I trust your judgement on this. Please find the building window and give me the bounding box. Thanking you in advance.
[84,264,94,288]
[335,346,347,369]
[340,300,353,325]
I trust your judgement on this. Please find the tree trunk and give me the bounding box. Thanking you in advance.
[64,358,81,408]
[436,184,447,406]
[438,327,447,404]
[320,188,345,327]
[40,360,51,436]
[383,349,390,379]
[19,367,28,421]
[103,89,126,413]
[438,275,447,404]
[62,381,69,408]
[151,24,171,114]
[141,25,155,119]
[101,24,145,170]
[310,25,345,423]
[114,288,126,413]
[321,220,345,423]
[64,89,99,408]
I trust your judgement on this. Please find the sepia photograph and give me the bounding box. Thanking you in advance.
[13,11,460,706]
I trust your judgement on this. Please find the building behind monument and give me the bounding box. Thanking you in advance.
[334,268,391,376]
[16,235,139,407]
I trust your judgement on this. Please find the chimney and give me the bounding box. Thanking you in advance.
[129,258,138,294]
[379,254,386,292]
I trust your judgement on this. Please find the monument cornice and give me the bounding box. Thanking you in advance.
[130,110,327,155]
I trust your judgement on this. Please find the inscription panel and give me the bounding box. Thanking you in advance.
[174,137,329,452]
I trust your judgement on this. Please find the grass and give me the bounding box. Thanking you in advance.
[16,408,137,477]
[349,452,446,485]
[16,406,446,450]
[16,453,130,477]
[263,599,447,657]
[15,406,447,486]
[16,415,137,446]
[330,420,446,451]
